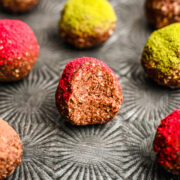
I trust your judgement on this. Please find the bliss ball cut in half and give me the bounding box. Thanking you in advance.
[0,19,39,82]
[59,0,117,49]
[56,57,123,126]
[153,110,180,175]
[1,0,39,13]
[0,118,23,179]
[141,23,180,88]
[145,0,180,29]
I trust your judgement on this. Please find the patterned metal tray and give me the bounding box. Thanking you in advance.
[0,0,180,179]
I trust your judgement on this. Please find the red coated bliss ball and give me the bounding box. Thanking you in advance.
[56,57,123,126]
[0,19,39,82]
[153,110,180,175]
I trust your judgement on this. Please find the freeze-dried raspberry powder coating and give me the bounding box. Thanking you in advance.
[56,57,123,125]
[0,19,39,81]
[0,19,39,62]
[154,110,180,175]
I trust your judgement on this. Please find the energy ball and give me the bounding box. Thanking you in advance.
[0,19,39,82]
[153,110,180,175]
[145,0,180,29]
[0,118,23,179]
[141,23,180,88]
[56,57,123,126]
[1,0,39,13]
[59,0,117,49]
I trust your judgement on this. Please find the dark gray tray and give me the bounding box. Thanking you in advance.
[0,0,180,179]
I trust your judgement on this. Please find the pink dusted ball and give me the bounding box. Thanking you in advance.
[154,110,180,175]
[56,57,123,125]
[0,19,39,82]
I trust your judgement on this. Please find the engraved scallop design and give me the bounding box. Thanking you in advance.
[55,119,124,180]
[0,0,179,179]
[118,17,151,71]
[121,120,179,180]
[7,121,58,180]
[0,67,60,124]
[37,0,65,14]
[114,0,152,76]
[120,68,180,122]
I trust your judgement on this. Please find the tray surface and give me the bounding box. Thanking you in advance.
[0,0,180,179]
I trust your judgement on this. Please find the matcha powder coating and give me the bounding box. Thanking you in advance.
[59,0,117,35]
[142,23,180,76]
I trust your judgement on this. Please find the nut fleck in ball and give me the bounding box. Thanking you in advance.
[153,110,180,175]
[1,0,39,13]
[56,57,123,126]
[59,0,117,49]
[145,0,180,28]
[141,23,180,88]
[0,118,23,179]
[0,19,39,82]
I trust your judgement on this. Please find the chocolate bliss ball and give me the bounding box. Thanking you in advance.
[146,0,180,28]
[1,0,39,13]
[141,23,180,88]
[154,110,180,175]
[0,19,39,82]
[0,118,23,179]
[59,0,117,49]
[56,57,123,126]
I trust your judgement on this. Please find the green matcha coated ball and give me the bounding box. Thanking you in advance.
[141,23,180,88]
[59,0,117,49]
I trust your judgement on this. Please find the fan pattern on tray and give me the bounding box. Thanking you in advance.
[0,0,179,180]
[120,68,180,122]
[121,120,180,180]
[7,121,58,180]
[55,119,124,180]
[0,66,60,125]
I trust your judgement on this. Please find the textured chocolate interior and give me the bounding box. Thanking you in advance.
[66,61,122,125]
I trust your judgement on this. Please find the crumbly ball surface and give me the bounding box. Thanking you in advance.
[0,19,39,81]
[142,23,180,76]
[59,0,116,35]
[56,57,123,125]
[0,118,23,179]
[154,110,180,175]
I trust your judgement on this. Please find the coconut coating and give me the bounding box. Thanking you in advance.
[153,110,180,175]
[1,0,39,13]
[141,23,180,88]
[145,0,180,29]
[59,0,117,49]
[0,19,39,82]
[0,118,23,179]
[56,57,123,126]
